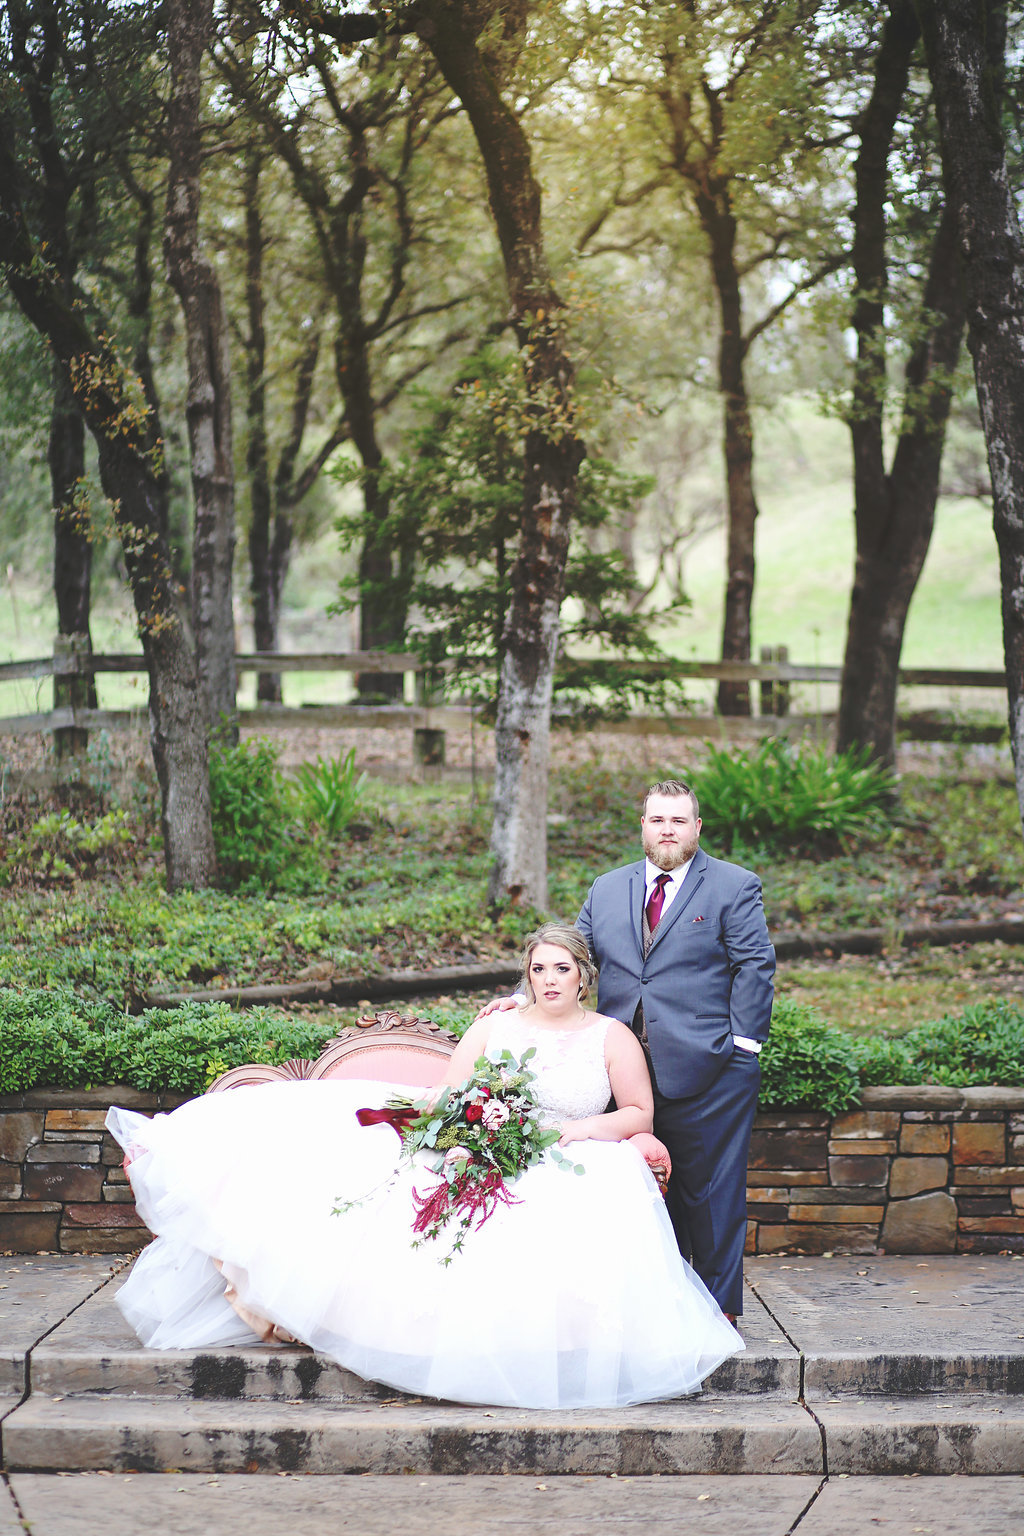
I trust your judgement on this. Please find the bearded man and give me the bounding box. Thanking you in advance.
[575,779,774,1322]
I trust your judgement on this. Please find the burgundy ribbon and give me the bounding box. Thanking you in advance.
[356,1105,419,1137]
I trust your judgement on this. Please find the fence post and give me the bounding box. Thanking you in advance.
[413,665,446,780]
[53,633,91,760]
[759,644,791,719]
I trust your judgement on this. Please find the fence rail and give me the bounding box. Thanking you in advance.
[0,647,1009,689]
[0,646,1009,751]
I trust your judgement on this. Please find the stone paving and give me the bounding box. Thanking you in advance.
[4,1474,1024,1535]
[1,1253,1024,1530]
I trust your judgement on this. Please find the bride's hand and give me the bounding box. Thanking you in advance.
[557,1119,593,1146]
[472,994,520,1024]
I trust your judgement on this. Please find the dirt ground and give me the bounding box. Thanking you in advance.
[1,717,1015,790]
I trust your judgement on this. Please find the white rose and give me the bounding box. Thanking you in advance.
[481,1100,510,1130]
[443,1146,470,1171]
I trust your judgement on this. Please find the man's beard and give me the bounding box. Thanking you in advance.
[642,828,699,871]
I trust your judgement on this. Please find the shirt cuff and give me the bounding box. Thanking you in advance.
[732,1035,762,1054]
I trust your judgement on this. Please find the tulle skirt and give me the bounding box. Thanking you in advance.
[107,1080,742,1409]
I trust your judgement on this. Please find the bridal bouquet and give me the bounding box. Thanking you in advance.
[349,1048,582,1261]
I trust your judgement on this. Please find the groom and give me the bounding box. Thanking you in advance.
[576,779,774,1321]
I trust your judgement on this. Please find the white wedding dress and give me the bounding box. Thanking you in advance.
[107,1014,742,1409]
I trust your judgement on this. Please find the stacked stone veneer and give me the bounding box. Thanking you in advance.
[0,1089,187,1254]
[2,1084,1023,1256]
[746,1086,1024,1256]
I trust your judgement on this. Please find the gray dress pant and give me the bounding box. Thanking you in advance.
[650,1047,760,1318]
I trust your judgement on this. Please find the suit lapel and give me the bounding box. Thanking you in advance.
[628,863,647,958]
[647,849,708,951]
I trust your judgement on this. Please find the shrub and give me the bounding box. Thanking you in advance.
[852,1034,922,1087]
[4,987,1022,1109]
[0,987,336,1096]
[896,1000,1024,1088]
[690,739,894,855]
[293,748,368,836]
[0,988,114,1089]
[208,738,311,892]
[758,998,862,1116]
[99,1004,337,1094]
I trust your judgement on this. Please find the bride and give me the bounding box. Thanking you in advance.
[107,923,742,1410]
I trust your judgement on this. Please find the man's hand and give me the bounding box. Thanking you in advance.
[472,994,520,1024]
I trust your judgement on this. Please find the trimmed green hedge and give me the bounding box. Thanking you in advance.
[853,1000,1024,1090]
[759,996,1024,1114]
[2,988,1022,1111]
[0,989,337,1096]
[758,999,863,1116]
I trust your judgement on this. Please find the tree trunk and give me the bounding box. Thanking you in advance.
[417,0,585,909]
[348,420,405,702]
[837,1,966,772]
[122,172,181,586]
[659,60,761,719]
[97,437,217,891]
[241,151,283,705]
[695,188,757,717]
[164,0,237,739]
[917,0,1024,833]
[49,365,96,758]
[0,129,216,890]
[330,201,406,703]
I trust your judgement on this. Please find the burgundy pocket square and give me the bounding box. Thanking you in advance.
[692,915,705,923]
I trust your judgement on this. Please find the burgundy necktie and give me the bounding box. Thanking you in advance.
[646,872,671,932]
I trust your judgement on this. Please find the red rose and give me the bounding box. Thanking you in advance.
[464,1102,483,1123]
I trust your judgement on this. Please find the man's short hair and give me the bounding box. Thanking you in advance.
[642,779,700,822]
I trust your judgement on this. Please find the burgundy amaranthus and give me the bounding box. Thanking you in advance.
[411,1163,520,1239]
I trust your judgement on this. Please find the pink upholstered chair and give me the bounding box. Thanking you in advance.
[207,1010,672,1192]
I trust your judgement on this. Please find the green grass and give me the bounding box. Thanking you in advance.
[669,406,1002,674]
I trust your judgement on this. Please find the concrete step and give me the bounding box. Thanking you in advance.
[812,1393,1024,1475]
[8,1391,1024,1478]
[0,1255,123,1399]
[27,1278,802,1401]
[3,1470,828,1536]
[6,1256,1024,1482]
[0,1392,823,1476]
[803,1349,1024,1398]
[10,1471,1024,1536]
[750,1253,1024,1399]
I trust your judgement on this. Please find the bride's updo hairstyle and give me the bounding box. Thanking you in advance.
[518,923,598,1005]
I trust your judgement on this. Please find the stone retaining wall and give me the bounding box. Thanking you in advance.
[0,1088,187,1254]
[747,1086,1024,1256]
[2,1085,1023,1256]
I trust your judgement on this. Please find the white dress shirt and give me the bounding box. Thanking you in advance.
[645,856,762,1056]
[643,856,693,917]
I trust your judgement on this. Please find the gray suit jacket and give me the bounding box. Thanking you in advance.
[576,848,775,1098]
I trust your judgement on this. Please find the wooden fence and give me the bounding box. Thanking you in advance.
[0,641,1009,763]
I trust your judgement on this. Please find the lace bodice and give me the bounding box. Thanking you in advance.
[486,1013,612,1126]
